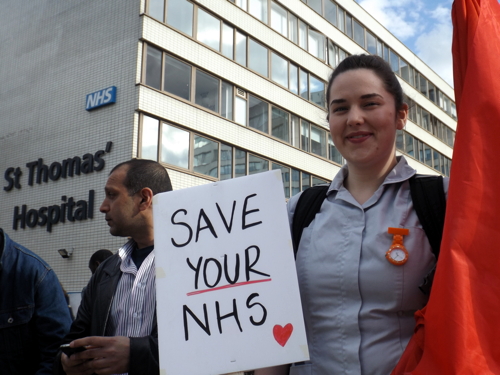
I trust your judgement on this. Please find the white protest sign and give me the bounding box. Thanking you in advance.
[153,170,309,375]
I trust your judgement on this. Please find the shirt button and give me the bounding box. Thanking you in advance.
[7,317,13,324]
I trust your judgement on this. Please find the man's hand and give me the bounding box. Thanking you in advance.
[61,336,130,375]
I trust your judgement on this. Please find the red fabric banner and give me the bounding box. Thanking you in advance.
[392,0,500,373]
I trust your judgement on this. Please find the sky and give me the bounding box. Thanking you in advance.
[356,0,454,87]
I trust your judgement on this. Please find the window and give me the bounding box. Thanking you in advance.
[195,71,219,112]
[405,133,414,157]
[328,135,343,164]
[345,14,352,38]
[161,124,189,168]
[396,129,404,151]
[302,172,311,190]
[419,75,428,97]
[197,8,220,50]
[249,95,269,133]
[299,20,307,49]
[289,63,298,94]
[166,0,193,36]
[164,55,191,100]
[400,59,410,83]
[272,107,289,142]
[272,163,291,198]
[291,114,300,147]
[308,0,322,14]
[221,82,233,120]
[309,75,325,107]
[292,169,300,196]
[428,82,436,103]
[249,0,268,23]
[235,148,247,177]
[288,13,298,43]
[145,45,162,90]
[423,143,432,167]
[311,125,326,157]
[366,31,376,54]
[222,24,234,58]
[220,144,233,180]
[271,1,287,36]
[141,115,159,160]
[312,176,328,186]
[235,96,247,126]
[248,39,268,76]
[337,7,345,32]
[149,0,164,22]
[325,0,337,26]
[389,50,399,74]
[194,135,219,177]
[380,46,389,64]
[328,40,337,67]
[271,52,288,87]
[308,29,325,60]
[299,70,308,100]
[235,31,247,66]
[301,120,310,152]
[249,154,269,174]
[353,19,364,47]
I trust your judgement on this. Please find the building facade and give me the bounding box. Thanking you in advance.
[0,0,456,293]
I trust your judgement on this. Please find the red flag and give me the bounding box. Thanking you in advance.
[392,0,500,373]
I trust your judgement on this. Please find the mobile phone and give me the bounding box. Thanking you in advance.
[60,343,86,357]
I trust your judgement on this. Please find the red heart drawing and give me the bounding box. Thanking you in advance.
[273,323,293,347]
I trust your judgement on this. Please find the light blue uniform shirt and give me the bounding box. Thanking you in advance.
[288,156,448,375]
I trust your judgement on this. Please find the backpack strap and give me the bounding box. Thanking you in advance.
[409,175,446,259]
[409,174,446,295]
[292,185,329,258]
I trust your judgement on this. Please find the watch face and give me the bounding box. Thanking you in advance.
[386,245,408,265]
[390,249,406,261]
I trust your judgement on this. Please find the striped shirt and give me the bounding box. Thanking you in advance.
[106,239,156,360]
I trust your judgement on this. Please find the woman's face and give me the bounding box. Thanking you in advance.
[328,68,407,171]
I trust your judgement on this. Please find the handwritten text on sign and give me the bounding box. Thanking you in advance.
[153,171,308,375]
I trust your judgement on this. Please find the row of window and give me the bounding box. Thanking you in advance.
[405,95,455,147]
[140,115,330,198]
[223,0,456,122]
[146,0,345,108]
[143,46,345,164]
[298,0,457,120]
[396,130,452,176]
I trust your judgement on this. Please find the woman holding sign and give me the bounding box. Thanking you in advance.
[256,54,447,375]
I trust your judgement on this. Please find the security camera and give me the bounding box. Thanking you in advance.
[58,248,73,258]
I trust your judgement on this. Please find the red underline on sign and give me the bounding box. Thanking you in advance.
[187,278,272,296]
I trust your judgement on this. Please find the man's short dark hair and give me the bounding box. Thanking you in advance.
[88,249,113,268]
[110,159,173,196]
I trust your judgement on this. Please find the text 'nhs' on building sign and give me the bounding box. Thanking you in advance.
[86,86,117,111]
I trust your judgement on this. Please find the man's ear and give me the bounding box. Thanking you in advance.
[396,103,409,130]
[137,187,154,211]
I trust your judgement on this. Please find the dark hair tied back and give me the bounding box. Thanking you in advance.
[326,54,404,113]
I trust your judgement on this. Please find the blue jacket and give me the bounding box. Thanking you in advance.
[0,229,72,374]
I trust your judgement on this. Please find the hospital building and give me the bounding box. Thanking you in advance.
[0,0,456,296]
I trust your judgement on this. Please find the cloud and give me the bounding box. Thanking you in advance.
[414,4,454,87]
[357,0,424,40]
[357,0,454,87]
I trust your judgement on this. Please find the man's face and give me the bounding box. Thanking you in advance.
[99,166,141,237]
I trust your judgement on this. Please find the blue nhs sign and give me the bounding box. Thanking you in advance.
[86,86,117,111]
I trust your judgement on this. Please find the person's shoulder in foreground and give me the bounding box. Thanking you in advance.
[0,228,72,375]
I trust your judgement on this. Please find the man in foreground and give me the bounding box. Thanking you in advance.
[0,228,72,374]
[55,159,172,375]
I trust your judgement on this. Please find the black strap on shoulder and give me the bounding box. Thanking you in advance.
[409,175,446,260]
[292,185,329,257]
